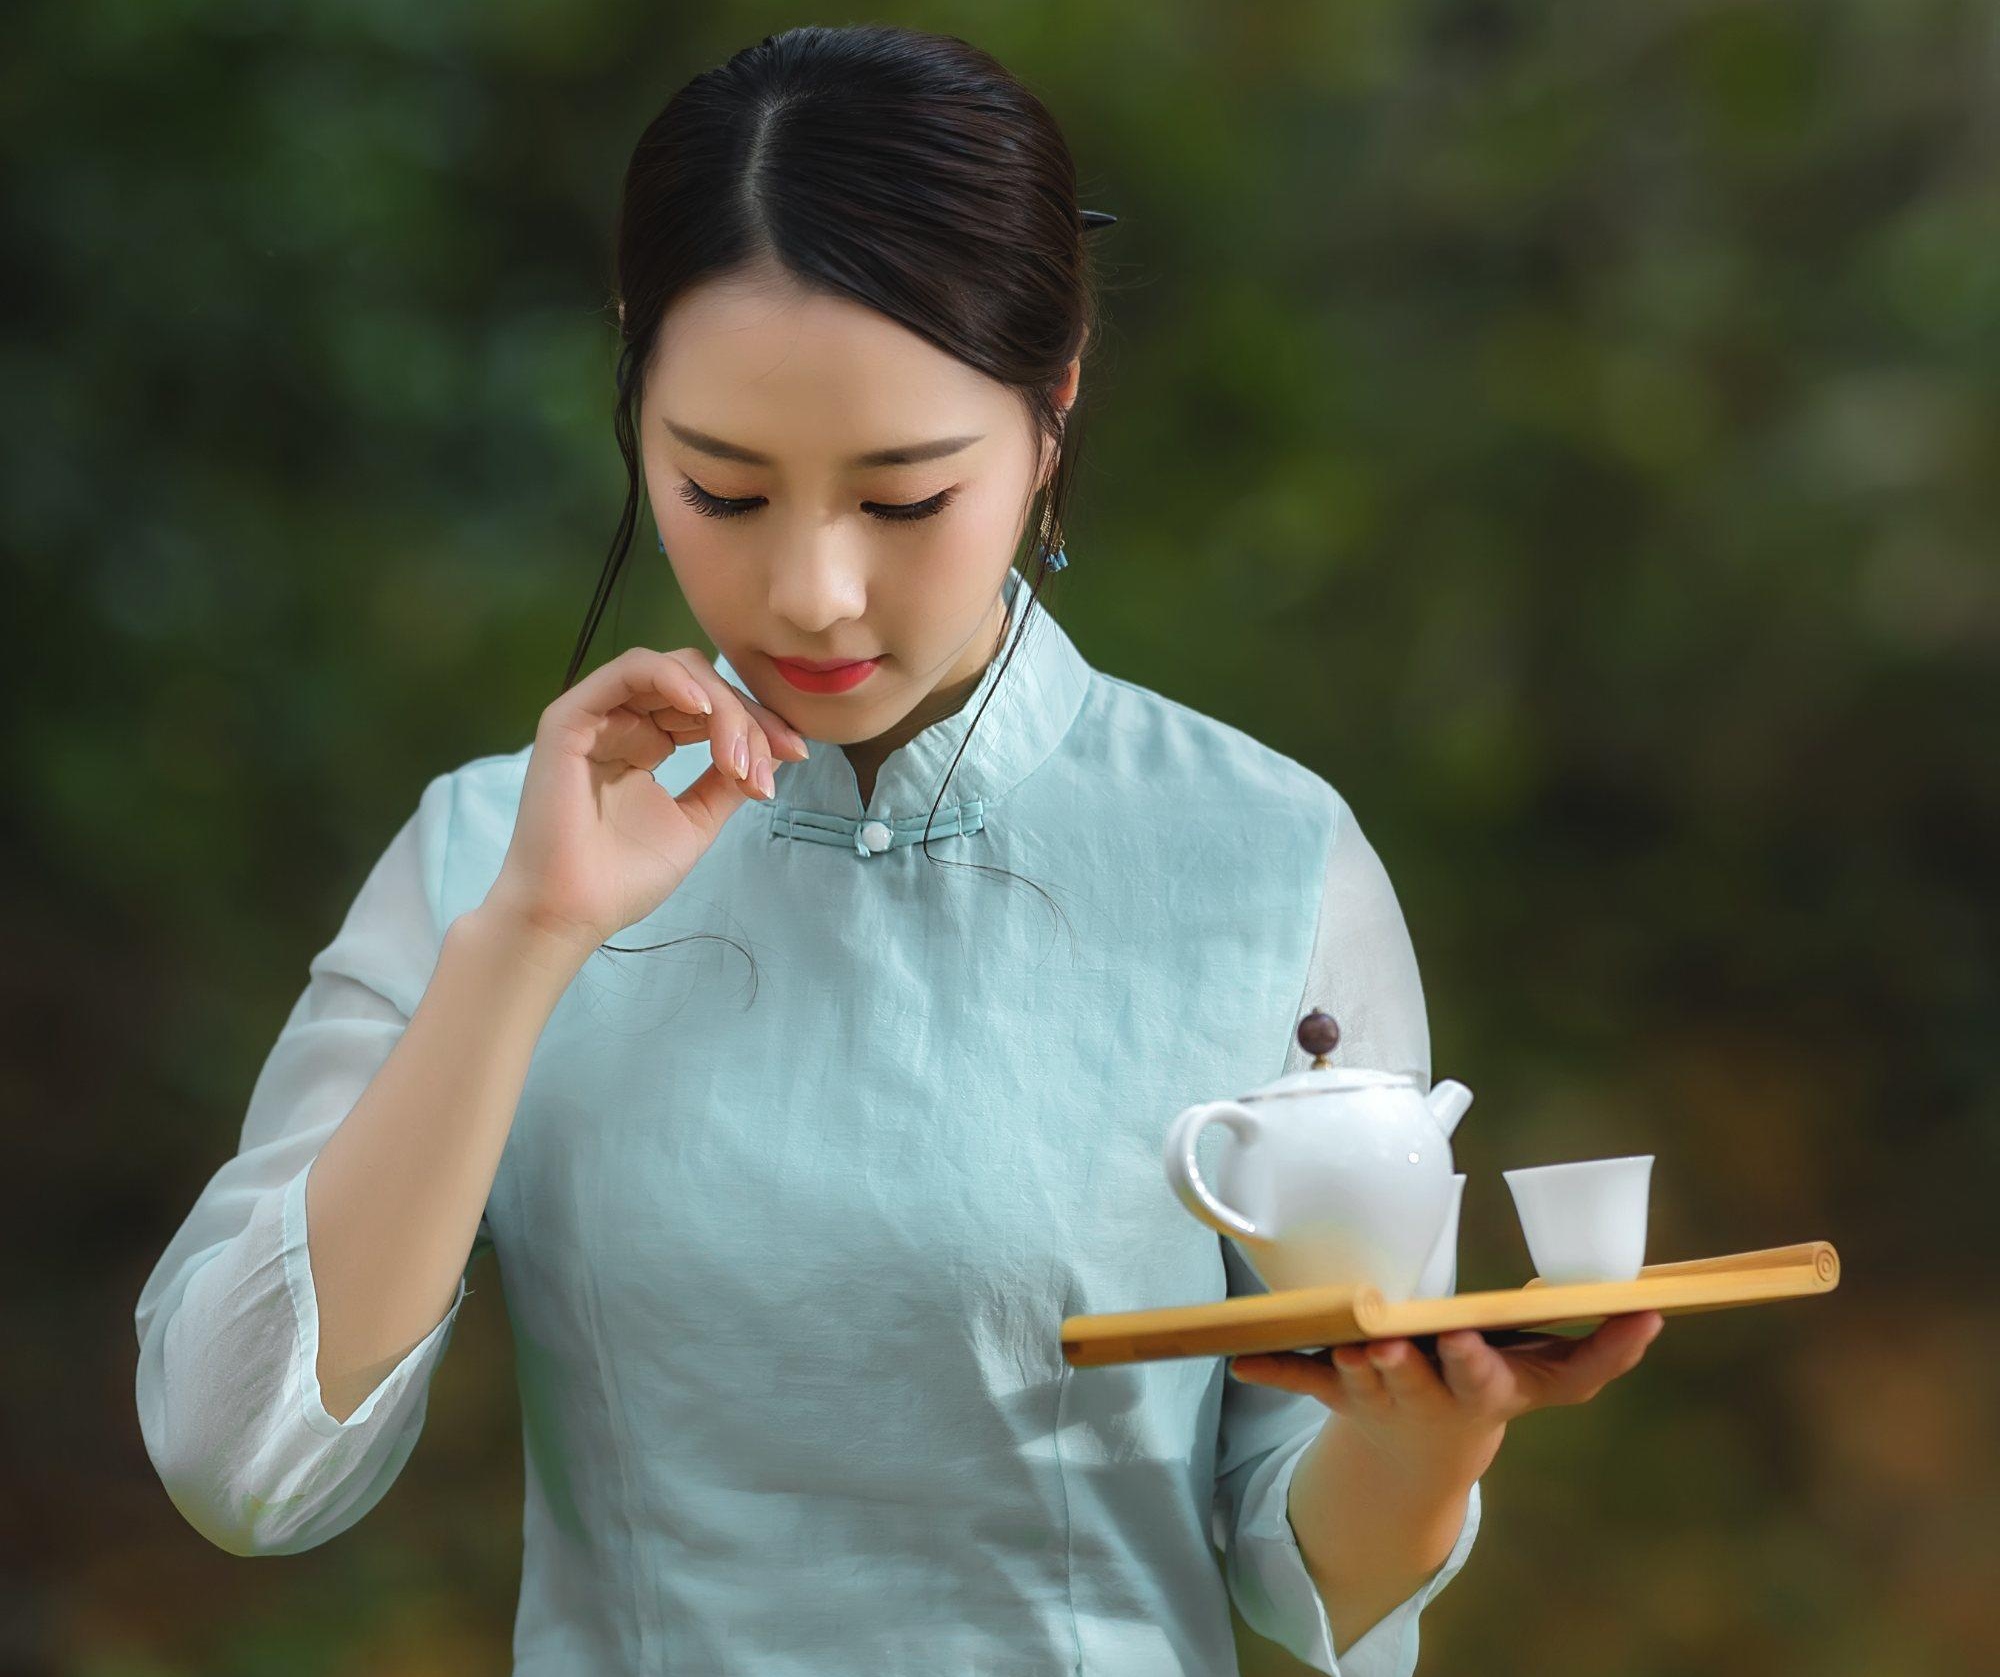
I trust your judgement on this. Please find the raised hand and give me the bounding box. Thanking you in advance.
[482,645,812,961]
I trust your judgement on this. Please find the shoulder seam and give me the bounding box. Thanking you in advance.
[1091,671,1324,789]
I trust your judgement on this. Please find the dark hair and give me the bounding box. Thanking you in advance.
[566,23,1116,977]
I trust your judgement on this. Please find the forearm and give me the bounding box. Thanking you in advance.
[307,903,586,1420]
[1286,1414,1499,1658]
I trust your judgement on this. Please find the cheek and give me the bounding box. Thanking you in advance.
[949,477,1028,541]
[653,520,752,633]
[892,485,1022,588]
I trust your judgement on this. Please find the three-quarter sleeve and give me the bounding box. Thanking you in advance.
[1213,790,1483,1676]
[132,769,492,1556]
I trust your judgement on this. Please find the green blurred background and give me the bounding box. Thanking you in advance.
[7,0,1996,1672]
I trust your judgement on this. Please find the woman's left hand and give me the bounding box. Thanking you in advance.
[1229,1310,1666,1478]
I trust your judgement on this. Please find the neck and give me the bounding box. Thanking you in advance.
[842,592,1010,806]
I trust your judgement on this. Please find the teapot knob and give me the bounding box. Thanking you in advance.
[1297,1008,1341,1066]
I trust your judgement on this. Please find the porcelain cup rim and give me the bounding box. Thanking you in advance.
[1504,1154,1653,1181]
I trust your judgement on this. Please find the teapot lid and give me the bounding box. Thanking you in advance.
[1245,1009,1422,1100]
[1252,1064,1420,1099]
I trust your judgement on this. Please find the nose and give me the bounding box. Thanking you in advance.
[767,538,869,642]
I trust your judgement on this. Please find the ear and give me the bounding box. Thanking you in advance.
[1054,354,1081,416]
[1038,357,1082,488]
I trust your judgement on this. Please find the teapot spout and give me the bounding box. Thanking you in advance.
[1426,1078,1474,1139]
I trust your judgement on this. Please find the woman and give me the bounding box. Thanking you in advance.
[133,23,1662,1676]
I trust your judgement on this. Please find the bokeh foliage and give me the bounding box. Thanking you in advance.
[5,1,1996,1672]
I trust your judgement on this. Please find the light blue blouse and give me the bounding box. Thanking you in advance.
[135,562,1480,1675]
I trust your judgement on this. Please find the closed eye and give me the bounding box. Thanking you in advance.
[676,478,959,524]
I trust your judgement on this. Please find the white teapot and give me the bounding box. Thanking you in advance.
[1163,1009,1474,1301]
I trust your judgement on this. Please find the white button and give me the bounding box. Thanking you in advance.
[858,820,893,854]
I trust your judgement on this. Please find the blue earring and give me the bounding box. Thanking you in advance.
[657,531,666,552]
[1035,501,1068,573]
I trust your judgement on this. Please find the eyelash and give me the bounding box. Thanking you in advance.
[675,478,958,524]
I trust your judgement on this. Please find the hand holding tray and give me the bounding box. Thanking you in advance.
[1059,1240,1839,1368]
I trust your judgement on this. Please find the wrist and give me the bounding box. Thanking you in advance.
[1334,1413,1502,1497]
[457,899,599,986]
[1402,1418,1505,1491]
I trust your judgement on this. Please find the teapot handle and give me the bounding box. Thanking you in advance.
[1162,1100,1264,1242]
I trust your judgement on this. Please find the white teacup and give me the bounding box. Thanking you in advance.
[1413,1174,1466,1299]
[1503,1155,1653,1284]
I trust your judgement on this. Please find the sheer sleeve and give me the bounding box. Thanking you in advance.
[132,769,493,1555]
[1213,789,1482,1675]
[1278,792,1430,1085]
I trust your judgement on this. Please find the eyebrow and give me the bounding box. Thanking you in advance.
[662,418,985,470]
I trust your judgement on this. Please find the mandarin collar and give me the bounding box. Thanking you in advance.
[710,564,1091,859]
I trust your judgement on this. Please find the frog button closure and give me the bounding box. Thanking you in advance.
[855,819,893,858]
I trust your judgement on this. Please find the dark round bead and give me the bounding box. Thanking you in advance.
[1296,1010,1341,1058]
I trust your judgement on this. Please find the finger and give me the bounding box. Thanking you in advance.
[1364,1338,1451,1408]
[1229,1353,1347,1412]
[1436,1330,1511,1409]
[1331,1343,1391,1410]
[665,654,779,798]
[1580,1311,1664,1373]
[712,683,803,793]
[667,758,759,847]
[590,706,680,772]
[660,653,809,763]
[734,690,812,761]
[1546,1312,1664,1405]
[564,646,715,728]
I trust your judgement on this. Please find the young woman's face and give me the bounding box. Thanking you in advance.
[640,260,1076,748]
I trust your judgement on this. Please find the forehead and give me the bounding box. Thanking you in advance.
[648,267,1013,462]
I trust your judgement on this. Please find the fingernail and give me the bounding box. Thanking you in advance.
[733,737,749,778]
[755,760,775,798]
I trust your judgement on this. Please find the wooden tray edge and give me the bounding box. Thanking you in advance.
[1059,1239,1839,1367]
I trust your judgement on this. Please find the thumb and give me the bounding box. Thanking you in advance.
[669,760,757,849]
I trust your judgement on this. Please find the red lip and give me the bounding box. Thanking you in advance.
[776,655,878,671]
[770,655,882,695]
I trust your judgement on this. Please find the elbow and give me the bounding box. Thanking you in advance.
[131,1248,452,1560]
[180,1497,280,1560]
[150,1458,300,1557]
[144,1426,331,1557]
[135,1372,408,1559]
[136,1366,330,1558]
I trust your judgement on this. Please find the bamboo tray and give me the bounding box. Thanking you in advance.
[1059,1241,1839,1368]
